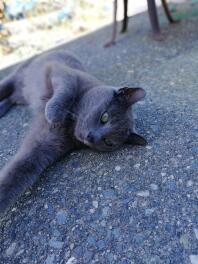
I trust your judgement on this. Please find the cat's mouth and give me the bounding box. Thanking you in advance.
[75,132,118,151]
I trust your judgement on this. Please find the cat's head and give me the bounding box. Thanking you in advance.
[74,86,147,151]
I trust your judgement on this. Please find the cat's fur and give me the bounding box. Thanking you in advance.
[0,50,146,214]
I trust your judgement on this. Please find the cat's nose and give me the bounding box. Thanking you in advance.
[87,131,95,143]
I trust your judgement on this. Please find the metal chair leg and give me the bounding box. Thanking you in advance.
[104,0,118,47]
[147,0,161,35]
[161,0,178,24]
[121,0,129,33]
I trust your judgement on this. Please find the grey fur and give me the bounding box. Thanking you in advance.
[0,50,146,214]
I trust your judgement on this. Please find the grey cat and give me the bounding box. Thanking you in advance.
[0,50,146,214]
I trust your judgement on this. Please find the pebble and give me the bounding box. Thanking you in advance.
[102,207,109,217]
[45,254,55,264]
[164,180,177,191]
[134,163,140,169]
[180,234,190,249]
[187,180,193,187]
[191,146,198,154]
[56,210,68,225]
[87,235,96,245]
[103,189,116,199]
[66,257,77,264]
[150,183,158,191]
[92,201,98,208]
[97,240,106,250]
[145,208,155,216]
[194,228,198,240]
[49,239,64,249]
[115,165,121,171]
[137,190,150,197]
[190,255,198,264]
[126,155,133,160]
[146,146,152,150]
[23,123,29,127]
[6,242,17,256]
[83,249,93,262]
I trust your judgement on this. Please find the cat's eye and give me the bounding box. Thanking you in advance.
[100,112,109,124]
[103,138,113,147]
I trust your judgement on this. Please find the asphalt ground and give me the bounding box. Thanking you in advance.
[0,9,198,264]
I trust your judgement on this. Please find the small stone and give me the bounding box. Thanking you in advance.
[73,246,83,258]
[83,250,93,262]
[16,249,24,256]
[70,243,75,250]
[45,254,55,264]
[97,240,106,250]
[103,189,116,199]
[192,146,198,154]
[23,123,29,127]
[101,220,106,226]
[166,180,177,191]
[146,146,152,150]
[137,190,150,197]
[150,183,158,191]
[134,163,140,169]
[92,201,98,208]
[187,180,193,187]
[66,257,77,264]
[56,210,68,225]
[6,242,17,256]
[49,239,64,249]
[190,255,198,264]
[145,208,155,216]
[180,234,190,249]
[102,207,109,217]
[115,165,121,171]
[194,229,198,240]
[87,235,96,245]
[126,155,133,160]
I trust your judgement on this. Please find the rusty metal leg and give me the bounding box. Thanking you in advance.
[147,0,161,35]
[161,0,178,24]
[104,0,118,47]
[121,0,128,33]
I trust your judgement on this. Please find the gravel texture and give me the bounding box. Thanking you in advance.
[0,9,198,264]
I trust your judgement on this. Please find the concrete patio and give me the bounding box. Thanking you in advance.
[0,8,198,264]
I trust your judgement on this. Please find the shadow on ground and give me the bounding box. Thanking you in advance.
[0,9,198,264]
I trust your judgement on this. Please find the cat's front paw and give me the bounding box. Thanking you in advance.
[0,185,11,215]
[45,104,65,127]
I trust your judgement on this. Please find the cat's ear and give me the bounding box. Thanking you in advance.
[126,132,147,146]
[114,87,146,106]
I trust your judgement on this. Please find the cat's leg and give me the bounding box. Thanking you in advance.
[0,97,14,118]
[0,75,14,101]
[45,66,78,127]
[0,115,74,214]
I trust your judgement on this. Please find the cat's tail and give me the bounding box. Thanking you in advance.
[0,115,74,215]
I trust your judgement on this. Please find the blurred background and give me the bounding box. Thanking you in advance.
[0,0,198,70]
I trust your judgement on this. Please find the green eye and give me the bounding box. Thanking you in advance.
[101,112,109,123]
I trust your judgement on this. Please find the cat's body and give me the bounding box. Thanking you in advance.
[0,49,146,214]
